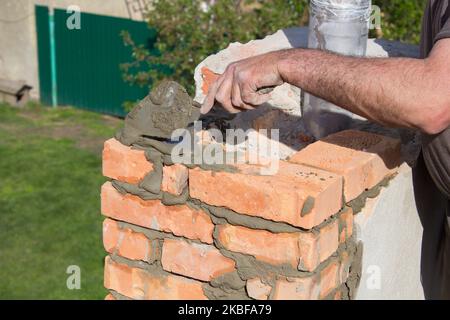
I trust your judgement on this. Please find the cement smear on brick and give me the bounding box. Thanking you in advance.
[301,196,315,217]
[189,200,304,233]
[347,176,393,213]
[344,240,363,299]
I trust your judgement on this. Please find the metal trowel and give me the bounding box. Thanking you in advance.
[118,78,274,145]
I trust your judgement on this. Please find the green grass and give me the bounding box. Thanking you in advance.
[0,102,123,299]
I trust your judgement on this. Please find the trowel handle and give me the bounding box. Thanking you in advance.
[192,100,202,109]
[203,69,276,95]
[257,86,276,95]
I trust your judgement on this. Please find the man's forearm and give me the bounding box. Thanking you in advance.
[277,47,449,134]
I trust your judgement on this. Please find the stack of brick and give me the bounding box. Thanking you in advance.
[101,127,402,300]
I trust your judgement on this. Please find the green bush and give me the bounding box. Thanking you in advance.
[372,0,426,44]
[121,0,427,99]
[121,0,308,96]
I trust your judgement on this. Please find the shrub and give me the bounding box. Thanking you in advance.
[121,0,308,96]
[372,0,426,44]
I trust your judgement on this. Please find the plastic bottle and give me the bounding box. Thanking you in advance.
[303,0,372,139]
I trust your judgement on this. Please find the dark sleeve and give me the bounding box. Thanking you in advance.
[435,2,450,42]
[422,129,450,199]
[422,2,450,200]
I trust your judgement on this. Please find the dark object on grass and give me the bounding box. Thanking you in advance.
[0,78,32,107]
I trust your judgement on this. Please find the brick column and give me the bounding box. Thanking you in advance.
[101,129,401,300]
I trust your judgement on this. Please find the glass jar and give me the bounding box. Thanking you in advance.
[303,0,372,139]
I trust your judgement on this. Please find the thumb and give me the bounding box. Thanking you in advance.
[200,76,223,114]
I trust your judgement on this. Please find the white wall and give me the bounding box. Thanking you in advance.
[355,164,424,300]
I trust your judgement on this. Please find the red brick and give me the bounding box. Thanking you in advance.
[217,225,299,268]
[161,238,236,281]
[161,164,188,196]
[217,223,339,272]
[189,161,343,229]
[320,260,340,299]
[201,67,220,95]
[289,130,401,201]
[103,138,153,184]
[117,229,154,262]
[272,257,346,300]
[333,290,343,300]
[272,276,320,300]
[246,278,272,300]
[299,220,340,272]
[338,208,354,244]
[104,256,207,300]
[104,256,133,298]
[105,293,116,300]
[103,218,121,254]
[103,218,158,262]
[338,250,352,284]
[101,182,214,244]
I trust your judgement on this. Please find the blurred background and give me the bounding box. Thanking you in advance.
[0,0,426,299]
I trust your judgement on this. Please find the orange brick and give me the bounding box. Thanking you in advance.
[289,130,401,201]
[105,293,116,300]
[272,276,320,300]
[272,258,345,300]
[271,248,353,300]
[317,221,340,265]
[161,164,188,196]
[217,224,299,268]
[103,218,121,253]
[189,161,343,229]
[246,278,272,300]
[217,223,339,272]
[103,218,157,262]
[104,256,207,300]
[320,260,340,299]
[132,268,207,300]
[104,256,133,298]
[201,67,220,95]
[101,182,214,244]
[118,229,153,262]
[103,138,153,184]
[338,208,354,244]
[338,250,352,284]
[161,238,236,281]
[299,220,340,271]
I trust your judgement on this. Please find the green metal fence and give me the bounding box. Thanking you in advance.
[35,5,156,117]
[35,6,52,107]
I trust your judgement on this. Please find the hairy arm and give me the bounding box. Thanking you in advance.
[201,38,450,135]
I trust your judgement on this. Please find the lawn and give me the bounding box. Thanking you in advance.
[0,102,123,299]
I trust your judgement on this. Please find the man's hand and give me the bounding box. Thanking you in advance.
[201,39,450,134]
[200,51,285,114]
